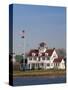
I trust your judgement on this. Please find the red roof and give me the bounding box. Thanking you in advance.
[27,49,39,56]
[53,57,63,63]
[27,48,55,57]
[41,53,45,56]
[45,48,55,56]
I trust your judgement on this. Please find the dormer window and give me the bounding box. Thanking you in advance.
[32,53,36,56]
[39,53,42,56]
[45,53,48,56]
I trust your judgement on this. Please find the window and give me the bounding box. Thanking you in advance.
[29,64,30,68]
[32,63,35,70]
[54,63,57,66]
[54,63,59,68]
[57,63,59,66]
[32,53,35,56]
[47,56,50,60]
[29,57,32,60]
[36,63,38,67]
[41,63,44,66]
[53,55,56,58]
[38,57,40,61]
[34,57,37,60]
[54,63,56,67]
[47,63,50,66]
[42,57,45,60]
[51,63,53,66]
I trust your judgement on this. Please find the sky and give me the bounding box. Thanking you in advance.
[13,4,66,54]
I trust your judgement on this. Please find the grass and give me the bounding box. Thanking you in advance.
[12,69,66,77]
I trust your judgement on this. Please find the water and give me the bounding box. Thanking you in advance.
[13,76,66,86]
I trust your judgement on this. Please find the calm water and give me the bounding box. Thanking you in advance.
[13,76,66,86]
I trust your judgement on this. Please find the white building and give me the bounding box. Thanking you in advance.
[26,42,65,70]
[53,57,65,69]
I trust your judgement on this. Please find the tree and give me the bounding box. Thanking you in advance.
[56,48,66,58]
[15,55,23,62]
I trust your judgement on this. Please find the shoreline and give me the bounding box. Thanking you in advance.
[13,74,66,78]
[12,70,66,78]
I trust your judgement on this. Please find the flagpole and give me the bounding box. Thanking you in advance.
[23,32,25,61]
[22,30,25,70]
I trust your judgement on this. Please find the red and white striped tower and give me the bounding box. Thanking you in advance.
[21,30,25,65]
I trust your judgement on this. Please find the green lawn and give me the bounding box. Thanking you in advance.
[13,69,66,77]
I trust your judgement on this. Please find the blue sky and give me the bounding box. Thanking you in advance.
[13,4,66,54]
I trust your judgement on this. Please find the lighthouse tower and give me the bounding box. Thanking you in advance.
[39,42,48,54]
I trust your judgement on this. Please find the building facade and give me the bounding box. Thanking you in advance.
[26,42,65,70]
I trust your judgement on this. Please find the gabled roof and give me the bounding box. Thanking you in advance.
[27,48,55,57]
[53,57,63,63]
[45,48,55,56]
[27,49,39,56]
[41,53,45,56]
